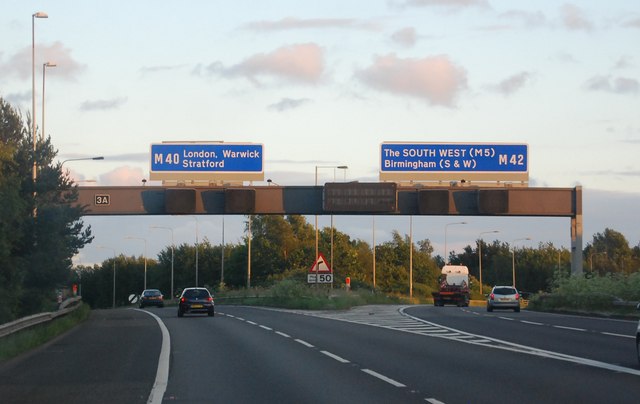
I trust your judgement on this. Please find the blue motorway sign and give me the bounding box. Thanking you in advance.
[150,143,263,173]
[380,143,528,173]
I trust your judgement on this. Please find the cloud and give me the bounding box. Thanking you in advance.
[613,56,633,69]
[623,17,640,29]
[499,10,548,28]
[584,76,639,95]
[268,97,312,112]
[4,91,30,105]
[99,166,146,186]
[79,97,128,111]
[551,51,578,64]
[243,17,380,32]
[396,0,489,11]
[203,43,325,86]
[391,27,418,47]
[139,65,186,75]
[560,4,594,32]
[0,41,85,81]
[488,72,533,96]
[355,54,467,107]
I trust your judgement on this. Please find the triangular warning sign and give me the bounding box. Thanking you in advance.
[310,253,332,273]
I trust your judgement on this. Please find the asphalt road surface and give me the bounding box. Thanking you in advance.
[1,304,639,403]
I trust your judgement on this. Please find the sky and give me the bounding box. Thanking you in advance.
[1,0,639,268]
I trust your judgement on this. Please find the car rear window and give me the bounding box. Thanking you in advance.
[185,289,210,299]
[144,290,161,296]
[494,287,517,295]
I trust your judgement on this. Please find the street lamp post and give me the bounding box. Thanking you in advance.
[590,251,607,273]
[478,230,499,295]
[32,11,48,188]
[61,156,105,166]
[372,216,376,290]
[98,246,116,309]
[511,237,532,288]
[42,62,56,141]
[444,221,467,264]
[150,226,174,300]
[409,216,413,299]
[189,216,200,287]
[314,165,348,287]
[125,236,147,290]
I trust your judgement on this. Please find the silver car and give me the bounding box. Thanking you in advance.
[487,286,520,312]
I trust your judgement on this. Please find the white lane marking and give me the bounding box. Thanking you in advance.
[295,339,315,348]
[246,320,258,325]
[553,325,586,332]
[259,325,273,331]
[521,320,544,326]
[321,350,350,363]
[226,314,235,318]
[236,317,245,321]
[499,317,515,321]
[425,398,446,404]
[275,331,291,338]
[601,332,634,339]
[400,307,640,377]
[361,369,406,387]
[134,309,170,404]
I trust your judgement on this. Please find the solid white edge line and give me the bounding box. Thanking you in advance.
[320,350,350,363]
[361,369,406,387]
[134,309,170,404]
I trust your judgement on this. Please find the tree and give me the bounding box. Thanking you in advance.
[0,96,93,320]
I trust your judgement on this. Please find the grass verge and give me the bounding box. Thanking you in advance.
[0,303,91,362]
[216,280,418,310]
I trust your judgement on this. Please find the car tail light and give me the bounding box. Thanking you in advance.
[515,293,520,300]
[489,293,495,300]
[180,297,186,303]
[207,297,213,302]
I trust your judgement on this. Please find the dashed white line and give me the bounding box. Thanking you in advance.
[246,320,258,325]
[521,320,544,326]
[553,325,586,332]
[295,339,315,348]
[321,350,350,363]
[601,332,634,339]
[361,369,406,387]
[499,317,515,321]
[259,325,272,331]
[275,331,291,338]
[425,398,446,404]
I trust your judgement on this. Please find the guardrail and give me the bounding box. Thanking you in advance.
[0,296,83,339]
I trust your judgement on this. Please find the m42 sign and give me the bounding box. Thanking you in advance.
[380,142,528,183]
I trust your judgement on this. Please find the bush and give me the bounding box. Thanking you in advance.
[529,273,640,315]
